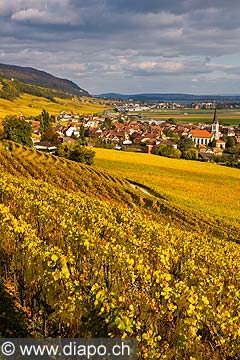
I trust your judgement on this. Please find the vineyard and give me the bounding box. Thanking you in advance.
[0,141,240,359]
[0,93,109,121]
[94,148,240,224]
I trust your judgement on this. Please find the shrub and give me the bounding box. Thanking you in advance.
[2,116,32,147]
[57,142,95,165]
[182,148,199,160]
[154,144,182,159]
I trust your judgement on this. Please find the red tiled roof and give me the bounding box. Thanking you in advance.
[190,129,212,138]
[32,121,40,128]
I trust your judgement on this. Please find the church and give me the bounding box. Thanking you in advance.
[189,108,222,146]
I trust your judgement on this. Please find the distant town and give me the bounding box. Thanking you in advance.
[113,99,240,112]
[29,99,240,168]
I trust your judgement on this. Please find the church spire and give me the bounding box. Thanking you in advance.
[213,107,217,123]
[211,107,220,140]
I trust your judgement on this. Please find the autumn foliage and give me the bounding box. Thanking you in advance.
[0,141,240,359]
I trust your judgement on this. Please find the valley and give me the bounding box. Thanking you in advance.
[0,63,239,360]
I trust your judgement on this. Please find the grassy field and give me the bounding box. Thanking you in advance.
[132,108,240,125]
[0,94,109,120]
[94,148,240,223]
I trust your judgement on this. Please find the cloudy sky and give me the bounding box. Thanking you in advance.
[1,0,240,94]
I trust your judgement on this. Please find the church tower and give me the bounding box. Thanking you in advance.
[211,108,220,140]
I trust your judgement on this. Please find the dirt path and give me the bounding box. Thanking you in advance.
[130,183,152,196]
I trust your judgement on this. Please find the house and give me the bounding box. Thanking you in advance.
[156,139,178,149]
[122,140,132,145]
[213,148,223,156]
[189,129,213,146]
[62,137,76,144]
[60,113,72,121]
[34,141,57,154]
[141,133,156,144]
[199,148,214,161]
[65,126,79,138]
[215,139,226,149]
[130,131,142,141]
[84,119,100,128]
[227,129,236,137]
[56,125,67,136]
[31,121,40,129]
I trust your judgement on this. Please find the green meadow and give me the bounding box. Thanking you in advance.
[133,108,240,125]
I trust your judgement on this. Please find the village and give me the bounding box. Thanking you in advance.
[111,99,240,112]
[32,105,240,165]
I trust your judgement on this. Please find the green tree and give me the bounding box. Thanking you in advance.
[171,132,180,142]
[40,110,52,139]
[182,148,199,160]
[118,117,124,124]
[177,136,195,153]
[101,117,113,129]
[167,118,177,125]
[163,128,173,138]
[78,123,86,145]
[57,143,95,165]
[208,138,216,148]
[225,136,235,148]
[213,153,230,163]
[2,116,32,146]
[154,144,181,159]
[0,78,20,100]
[42,127,61,145]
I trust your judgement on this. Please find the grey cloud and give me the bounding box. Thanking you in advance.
[103,0,240,15]
[0,0,240,93]
[11,8,80,25]
[104,0,188,14]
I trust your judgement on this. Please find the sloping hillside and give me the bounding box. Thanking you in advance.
[0,91,108,122]
[0,72,108,121]
[0,141,240,358]
[1,141,239,241]
[94,148,240,224]
[0,141,141,206]
[0,63,89,96]
[0,76,73,101]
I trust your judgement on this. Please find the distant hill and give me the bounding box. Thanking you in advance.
[0,76,108,121]
[0,83,108,121]
[0,63,89,97]
[96,92,240,103]
[0,76,74,102]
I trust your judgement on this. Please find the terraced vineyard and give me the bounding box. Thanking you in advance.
[1,141,239,240]
[0,141,136,205]
[0,94,109,121]
[0,141,240,359]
